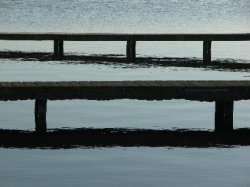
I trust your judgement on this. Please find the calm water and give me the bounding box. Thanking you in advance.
[0,0,250,186]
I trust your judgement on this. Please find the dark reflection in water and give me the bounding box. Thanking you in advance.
[1,128,250,149]
[1,51,250,72]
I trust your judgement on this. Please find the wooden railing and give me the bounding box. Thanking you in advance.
[1,80,250,133]
[1,32,250,62]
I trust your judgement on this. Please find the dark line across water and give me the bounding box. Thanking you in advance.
[1,52,250,71]
[1,128,250,149]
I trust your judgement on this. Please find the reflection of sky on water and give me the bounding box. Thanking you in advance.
[1,59,250,82]
[0,1,250,186]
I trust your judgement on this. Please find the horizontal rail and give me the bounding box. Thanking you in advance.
[0,33,250,41]
[1,81,250,101]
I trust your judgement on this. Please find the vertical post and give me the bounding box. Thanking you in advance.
[215,101,234,133]
[54,40,64,58]
[59,40,64,57]
[203,41,211,63]
[35,99,47,133]
[54,40,59,57]
[126,40,136,62]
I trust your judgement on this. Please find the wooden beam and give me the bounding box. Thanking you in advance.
[215,101,234,132]
[0,33,250,41]
[35,99,47,133]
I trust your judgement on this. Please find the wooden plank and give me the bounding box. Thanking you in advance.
[0,33,250,41]
[1,80,250,88]
[0,81,250,101]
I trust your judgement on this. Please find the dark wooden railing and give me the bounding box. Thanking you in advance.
[1,32,250,62]
[1,80,250,133]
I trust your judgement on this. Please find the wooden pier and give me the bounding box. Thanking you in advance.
[0,32,250,62]
[1,81,250,133]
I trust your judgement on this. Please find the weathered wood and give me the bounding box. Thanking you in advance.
[0,33,250,41]
[0,81,250,101]
[203,41,211,63]
[35,99,47,133]
[126,40,136,61]
[215,101,234,132]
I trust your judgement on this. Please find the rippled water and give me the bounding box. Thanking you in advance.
[0,0,250,186]
[1,147,250,187]
[1,0,250,33]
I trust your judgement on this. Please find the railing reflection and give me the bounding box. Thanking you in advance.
[1,128,250,149]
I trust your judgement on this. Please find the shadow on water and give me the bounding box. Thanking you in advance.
[1,128,250,149]
[1,51,250,72]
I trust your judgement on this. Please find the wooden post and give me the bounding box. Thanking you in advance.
[59,40,64,57]
[203,41,211,63]
[54,40,59,57]
[215,101,234,133]
[35,99,47,133]
[126,40,136,62]
[54,40,64,58]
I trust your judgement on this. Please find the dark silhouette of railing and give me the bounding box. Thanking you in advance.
[1,33,250,147]
[1,81,250,133]
[1,32,250,62]
[1,128,250,149]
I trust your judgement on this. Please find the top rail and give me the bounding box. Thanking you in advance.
[0,32,250,41]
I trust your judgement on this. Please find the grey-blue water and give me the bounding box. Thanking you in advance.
[0,0,250,186]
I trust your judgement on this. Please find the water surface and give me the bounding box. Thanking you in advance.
[0,0,250,186]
